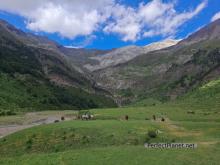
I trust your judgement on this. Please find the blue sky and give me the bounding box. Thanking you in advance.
[0,0,219,50]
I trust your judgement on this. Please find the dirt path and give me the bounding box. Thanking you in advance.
[0,125,35,138]
[0,112,77,138]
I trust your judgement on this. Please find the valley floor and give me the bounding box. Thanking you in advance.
[0,104,220,165]
[0,111,78,138]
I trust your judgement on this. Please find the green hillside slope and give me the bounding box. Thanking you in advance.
[176,78,220,110]
[0,21,116,112]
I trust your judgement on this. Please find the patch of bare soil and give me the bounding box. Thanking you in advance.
[158,119,202,137]
[0,112,77,138]
[0,125,33,138]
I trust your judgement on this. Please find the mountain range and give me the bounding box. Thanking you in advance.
[92,19,220,105]
[84,39,179,71]
[0,19,116,110]
[0,18,219,110]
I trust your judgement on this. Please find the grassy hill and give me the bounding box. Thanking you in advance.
[0,78,220,164]
[175,78,220,110]
[133,77,220,110]
[0,106,220,164]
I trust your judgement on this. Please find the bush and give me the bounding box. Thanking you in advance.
[148,130,157,138]
[26,138,33,150]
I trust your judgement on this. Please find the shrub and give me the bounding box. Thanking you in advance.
[26,138,33,150]
[54,147,59,153]
[148,130,157,138]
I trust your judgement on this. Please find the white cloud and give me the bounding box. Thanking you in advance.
[104,4,141,41]
[139,0,174,23]
[141,0,207,38]
[65,35,97,49]
[105,0,207,41]
[0,0,114,39]
[211,12,220,22]
[64,45,81,49]
[26,3,101,38]
[0,0,207,42]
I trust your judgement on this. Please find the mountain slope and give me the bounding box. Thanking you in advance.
[176,78,220,110]
[1,18,220,108]
[180,19,220,45]
[0,20,116,111]
[91,19,220,105]
[84,39,179,71]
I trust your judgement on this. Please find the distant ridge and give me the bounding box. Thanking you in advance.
[84,39,180,71]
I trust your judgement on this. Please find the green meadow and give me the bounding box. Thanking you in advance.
[0,79,220,164]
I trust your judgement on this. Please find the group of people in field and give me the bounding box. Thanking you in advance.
[81,114,94,120]
[53,111,167,123]
[79,112,166,122]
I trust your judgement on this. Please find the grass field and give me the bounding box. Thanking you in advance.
[0,78,220,164]
[0,104,220,165]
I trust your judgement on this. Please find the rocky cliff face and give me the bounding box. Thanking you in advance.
[84,39,179,71]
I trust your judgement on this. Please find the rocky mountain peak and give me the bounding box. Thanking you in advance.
[84,39,179,71]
